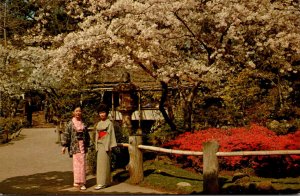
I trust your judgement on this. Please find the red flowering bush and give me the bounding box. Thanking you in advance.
[163,123,300,177]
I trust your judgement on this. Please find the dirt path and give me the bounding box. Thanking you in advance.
[0,126,165,194]
[31,111,56,128]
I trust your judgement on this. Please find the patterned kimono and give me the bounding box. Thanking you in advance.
[61,118,90,185]
[94,118,117,186]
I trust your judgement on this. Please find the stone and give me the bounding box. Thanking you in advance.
[256,180,274,193]
[177,182,192,187]
[232,172,250,183]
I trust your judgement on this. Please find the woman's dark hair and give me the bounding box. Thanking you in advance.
[72,104,82,112]
[97,103,109,114]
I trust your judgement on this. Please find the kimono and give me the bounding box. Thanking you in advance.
[94,118,117,186]
[61,119,90,185]
[61,120,90,155]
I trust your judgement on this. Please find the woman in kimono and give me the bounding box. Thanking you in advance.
[94,104,117,190]
[61,105,90,190]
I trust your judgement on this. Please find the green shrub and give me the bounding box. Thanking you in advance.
[148,119,184,146]
[0,117,24,135]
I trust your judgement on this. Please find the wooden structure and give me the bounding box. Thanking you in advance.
[128,136,144,184]
[118,141,300,194]
[113,72,138,136]
[203,140,219,194]
[111,72,144,184]
[68,74,300,192]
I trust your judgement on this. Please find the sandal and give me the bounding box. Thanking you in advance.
[73,183,80,187]
[94,184,107,190]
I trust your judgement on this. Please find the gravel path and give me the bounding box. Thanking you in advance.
[0,127,165,195]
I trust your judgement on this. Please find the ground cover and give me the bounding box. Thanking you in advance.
[112,158,300,194]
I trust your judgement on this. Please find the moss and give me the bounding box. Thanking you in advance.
[112,159,300,194]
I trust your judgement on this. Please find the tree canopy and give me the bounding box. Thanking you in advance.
[0,0,299,129]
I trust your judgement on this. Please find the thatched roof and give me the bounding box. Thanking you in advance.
[86,66,161,91]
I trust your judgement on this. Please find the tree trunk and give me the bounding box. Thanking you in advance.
[182,82,200,132]
[183,99,192,131]
[159,81,177,131]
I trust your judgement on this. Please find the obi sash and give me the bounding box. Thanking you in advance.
[98,129,107,139]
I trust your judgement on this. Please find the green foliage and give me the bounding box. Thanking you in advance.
[112,159,204,194]
[266,119,299,135]
[141,159,203,194]
[0,117,24,134]
[191,69,300,131]
[148,119,185,146]
[86,144,97,175]
[0,0,35,43]
[46,90,102,127]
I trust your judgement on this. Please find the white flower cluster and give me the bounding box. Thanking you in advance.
[1,0,298,96]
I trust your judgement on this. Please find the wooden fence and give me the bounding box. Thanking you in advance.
[119,136,300,194]
[56,125,300,193]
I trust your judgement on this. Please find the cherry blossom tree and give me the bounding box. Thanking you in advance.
[1,0,300,130]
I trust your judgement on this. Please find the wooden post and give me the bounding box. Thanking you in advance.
[56,125,60,143]
[121,110,134,136]
[111,92,116,122]
[203,140,219,194]
[137,91,142,135]
[56,121,63,144]
[128,135,144,184]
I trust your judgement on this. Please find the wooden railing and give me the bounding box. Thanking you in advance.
[57,126,300,193]
[118,137,300,194]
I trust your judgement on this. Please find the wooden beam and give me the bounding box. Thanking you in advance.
[216,150,300,156]
[117,144,300,157]
[138,145,203,155]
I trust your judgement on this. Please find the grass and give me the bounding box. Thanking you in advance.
[112,157,300,194]
[140,159,203,194]
[112,159,203,194]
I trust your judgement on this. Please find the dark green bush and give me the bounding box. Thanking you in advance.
[0,117,24,135]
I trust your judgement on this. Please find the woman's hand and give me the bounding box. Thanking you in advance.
[61,147,66,154]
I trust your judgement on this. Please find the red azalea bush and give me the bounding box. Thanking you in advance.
[163,123,300,177]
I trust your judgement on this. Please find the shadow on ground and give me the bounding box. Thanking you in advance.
[0,133,26,147]
[219,183,300,195]
[0,171,75,194]
[0,171,158,195]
